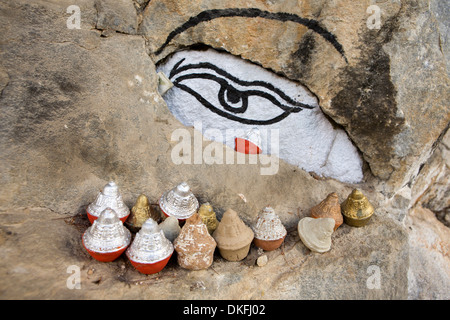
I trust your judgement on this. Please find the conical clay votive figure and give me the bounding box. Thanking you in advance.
[82,208,131,262]
[252,206,287,251]
[173,213,216,270]
[126,194,160,232]
[297,217,334,253]
[126,218,174,274]
[86,181,130,224]
[310,193,343,231]
[213,209,254,262]
[341,189,375,227]
[159,182,199,221]
[198,202,219,234]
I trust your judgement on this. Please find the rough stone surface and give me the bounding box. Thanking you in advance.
[411,130,450,227]
[406,206,450,300]
[256,255,268,267]
[141,0,450,192]
[0,0,449,300]
[0,0,162,214]
[0,0,361,228]
[95,0,138,35]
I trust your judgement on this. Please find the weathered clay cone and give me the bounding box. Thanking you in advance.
[159,216,181,242]
[126,218,174,274]
[297,217,334,253]
[173,213,216,270]
[310,193,343,231]
[126,194,160,232]
[213,209,254,261]
[341,189,375,227]
[198,202,219,234]
[252,206,287,251]
[86,181,130,224]
[82,208,131,262]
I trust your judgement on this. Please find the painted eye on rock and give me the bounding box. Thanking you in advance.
[168,59,315,125]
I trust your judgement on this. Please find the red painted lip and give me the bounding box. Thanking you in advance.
[129,254,173,275]
[253,236,286,251]
[87,210,129,224]
[234,137,262,154]
[82,238,128,262]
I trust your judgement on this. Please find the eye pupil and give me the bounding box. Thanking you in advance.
[226,87,241,104]
[219,85,248,114]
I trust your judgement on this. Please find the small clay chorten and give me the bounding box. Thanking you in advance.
[159,182,199,221]
[213,209,254,262]
[126,194,160,232]
[126,218,174,274]
[86,181,130,224]
[310,193,343,231]
[252,206,287,251]
[173,213,216,270]
[341,189,375,227]
[82,208,131,262]
[198,202,219,234]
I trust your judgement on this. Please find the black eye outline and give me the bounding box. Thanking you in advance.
[218,83,248,114]
[168,58,316,125]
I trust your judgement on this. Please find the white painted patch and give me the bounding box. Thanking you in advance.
[157,49,363,183]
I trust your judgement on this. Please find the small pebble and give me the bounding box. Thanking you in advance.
[257,255,268,267]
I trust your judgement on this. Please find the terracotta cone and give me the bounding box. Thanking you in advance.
[174,213,216,270]
[213,209,254,261]
[310,193,343,231]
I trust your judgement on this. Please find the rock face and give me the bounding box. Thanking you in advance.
[411,130,450,227]
[0,0,449,299]
[0,0,163,214]
[141,0,449,192]
[0,0,448,225]
[407,206,450,300]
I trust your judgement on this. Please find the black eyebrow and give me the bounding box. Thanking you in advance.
[154,8,347,63]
